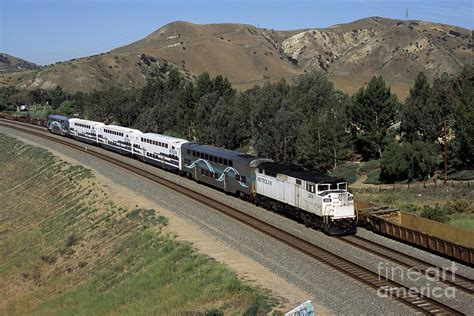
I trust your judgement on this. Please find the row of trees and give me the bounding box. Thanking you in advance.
[1,66,472,183]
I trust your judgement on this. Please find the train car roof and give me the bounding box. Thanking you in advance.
[48,114,70,120]
[69,118,105,126]
[258,161,344,184]
[141,133,188,144]
[182,142,262,162]
[103,125,142,134]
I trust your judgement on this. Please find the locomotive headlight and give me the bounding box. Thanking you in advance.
[323,198,331,203]
[348,196,353,201]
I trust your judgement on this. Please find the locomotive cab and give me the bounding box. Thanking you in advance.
[317,183,356,235]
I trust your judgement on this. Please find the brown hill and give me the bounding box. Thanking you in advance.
[2,17,471,98]
[113,21,305,84]
[1,52,185,92]
[282,17,471,85]
[0,53,39,74]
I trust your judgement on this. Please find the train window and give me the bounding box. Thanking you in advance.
[306,184,315,193]
[265,170,276,177]
[223,159,228,165]
[229,160,233,167]
[192,150,196,157]
[205,154,208,160]
[338,183,346,190]
[213,156,218,163]
[241,176,246,184]
[187,149,191,155]
[165,144,168,148]
[330,183,337,190]
[296,179,301,185]
[318,184,329,192]
[218,157,223,164]
[200,168,205,175]
[235,174,241,181]
[258,168,263,174]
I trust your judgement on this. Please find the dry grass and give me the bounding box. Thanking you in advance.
[0,133,274,315]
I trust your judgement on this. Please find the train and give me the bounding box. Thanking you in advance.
[47,114,357,235]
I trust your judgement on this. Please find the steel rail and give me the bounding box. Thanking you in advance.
[0,120,465,315]
[338,235,474,295]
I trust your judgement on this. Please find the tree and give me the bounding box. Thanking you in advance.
[450,66,474,169]
[351,76,400,159]
[296,99,350,172]
[400,72,435,142]
[57,100,75,116]
[250,81,289,159]
[380,141,440,182]
[0,86,18,111]
[47,86,69,109]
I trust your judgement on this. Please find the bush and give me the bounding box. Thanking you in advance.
[359,159,380,174]
[420,205,449,223]
[364,168,382,184]
[447,170,474,180]
[380,141,440,183]
[330,163,358,184]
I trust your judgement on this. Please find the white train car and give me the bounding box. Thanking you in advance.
[69,118,105,144]
[255,162,356,235]
[135,133,188,171]
[97,125,142,155]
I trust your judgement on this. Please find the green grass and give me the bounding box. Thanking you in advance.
[0,133,274,315]
[448,215,474,231]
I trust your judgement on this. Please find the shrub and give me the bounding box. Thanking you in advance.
[364,168,382,184]
[359,159,380,174]
[420,205,449,223]
[380,141,440,183]
[330,163,358,184]
[447,170,474,180]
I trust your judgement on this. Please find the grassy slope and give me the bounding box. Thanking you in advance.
[0,134,273,315]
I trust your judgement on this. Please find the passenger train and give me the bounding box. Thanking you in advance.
[47,114,356,235]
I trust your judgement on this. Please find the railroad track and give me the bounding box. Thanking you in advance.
[338,235,474,295]
[0,120,466,315]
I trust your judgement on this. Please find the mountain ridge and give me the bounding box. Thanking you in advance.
[1,17,471,98]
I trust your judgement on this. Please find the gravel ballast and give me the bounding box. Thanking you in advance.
[2,123,472,314]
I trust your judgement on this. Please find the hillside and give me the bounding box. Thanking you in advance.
[114,21,305,84]
[282,17,472,85]
[0,52,186,92]
[0,53,39,74]
[1,17,471,97]
[0,134,273,314]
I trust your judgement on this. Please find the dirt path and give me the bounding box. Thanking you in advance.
[10,134,329,314]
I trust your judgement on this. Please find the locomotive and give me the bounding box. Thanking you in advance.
[47,114,356,235]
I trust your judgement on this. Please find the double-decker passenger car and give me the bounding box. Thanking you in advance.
[97,125,142,156]
[135,133,188,171]
[69,118,105,144]
[255,162,356,235]
[47,114,70,136]
[180,143,271,195]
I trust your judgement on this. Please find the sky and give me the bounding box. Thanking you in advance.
[1,0,472,65]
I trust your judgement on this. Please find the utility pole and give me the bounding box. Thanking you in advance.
[406,8,409,20]
[444,119,448,184]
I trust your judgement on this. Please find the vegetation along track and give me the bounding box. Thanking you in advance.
[339,235,474,294]
[0,119,465,315]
